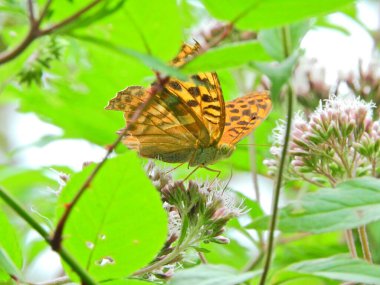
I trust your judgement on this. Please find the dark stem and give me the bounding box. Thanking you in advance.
[0,187,96,285]
[259,26,294,285]
[37,0,54,25]
[39,0,103,36]
[0,0,103,65]
[51,76,170,251]
[27,0,36,25]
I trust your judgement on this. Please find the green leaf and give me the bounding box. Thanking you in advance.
[201,0,354,29]
[182,41,271,73]
[249,177,380,233]
[0,211,23,282]
[57,153,167,281]
[168,265,260,285]
[72,35,187,80]
[102,279,153,285]
[277,255,380,284]
[252,50,300,103]
[258,21,311,61]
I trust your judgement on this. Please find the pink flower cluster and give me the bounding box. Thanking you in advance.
[265,95,380,186]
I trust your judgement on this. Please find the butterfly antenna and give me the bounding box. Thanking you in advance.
[236,143,271,148]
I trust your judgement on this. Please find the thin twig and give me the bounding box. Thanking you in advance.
[242,251,264,272]
[51,75,169,250]
[39,0,103,36]
[0,187,96,285]
[0,0,103,65]
[37,0,54,25]
[259,26,294,285]
[27,0,36,25]
[198,252,208,264]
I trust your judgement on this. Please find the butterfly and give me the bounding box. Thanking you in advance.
[106,43,272,171]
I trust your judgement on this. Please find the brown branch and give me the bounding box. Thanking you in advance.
[39,0,103,36]
[0,0,103,65]
[27,0,36,25]
[51,75,170,250]
[37,0,54,25]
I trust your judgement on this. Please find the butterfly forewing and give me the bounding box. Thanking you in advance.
[220,91,272,145]
[164,72,225,146]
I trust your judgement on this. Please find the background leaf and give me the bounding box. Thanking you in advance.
[0,211,23,282]
[168,264,260,285]
[249,178,380,233]
[201,0,354,29]
[275,255,380,284]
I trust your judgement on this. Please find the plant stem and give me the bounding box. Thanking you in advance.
[358,225,373,263]
[0,187,97,285]
[39,0,103,36]
[51,75,169,250]
[0,0,103,65]
[344,229,358,258]
[258,26,293,285]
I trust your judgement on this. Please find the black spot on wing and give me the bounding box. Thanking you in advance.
[187,100,199,107]
[169,81,182,91]
[202,94,214,102]
[188,87,201,97]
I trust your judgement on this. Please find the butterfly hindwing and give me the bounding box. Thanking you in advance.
[164,72,225,146]
[220,91,272,145]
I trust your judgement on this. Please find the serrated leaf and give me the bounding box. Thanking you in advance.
[249,177,380,233]
[57,153,167,281]
[201,0,354,29]
[168,265,260,285]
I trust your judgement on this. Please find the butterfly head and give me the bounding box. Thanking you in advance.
[189,143,235,167]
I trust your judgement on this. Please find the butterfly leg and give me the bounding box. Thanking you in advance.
[203,165,221,186]
[183,166,201,181]
[165,162,186,175]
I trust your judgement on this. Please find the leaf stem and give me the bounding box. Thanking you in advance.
[258,26,294,285]
[0,187,97,285]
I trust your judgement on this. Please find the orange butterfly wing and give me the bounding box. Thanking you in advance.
[220,91,272,145]
[106,86,200,162]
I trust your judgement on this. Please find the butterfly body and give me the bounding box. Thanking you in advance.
[106,43,272,169]
[188,143,235,167]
